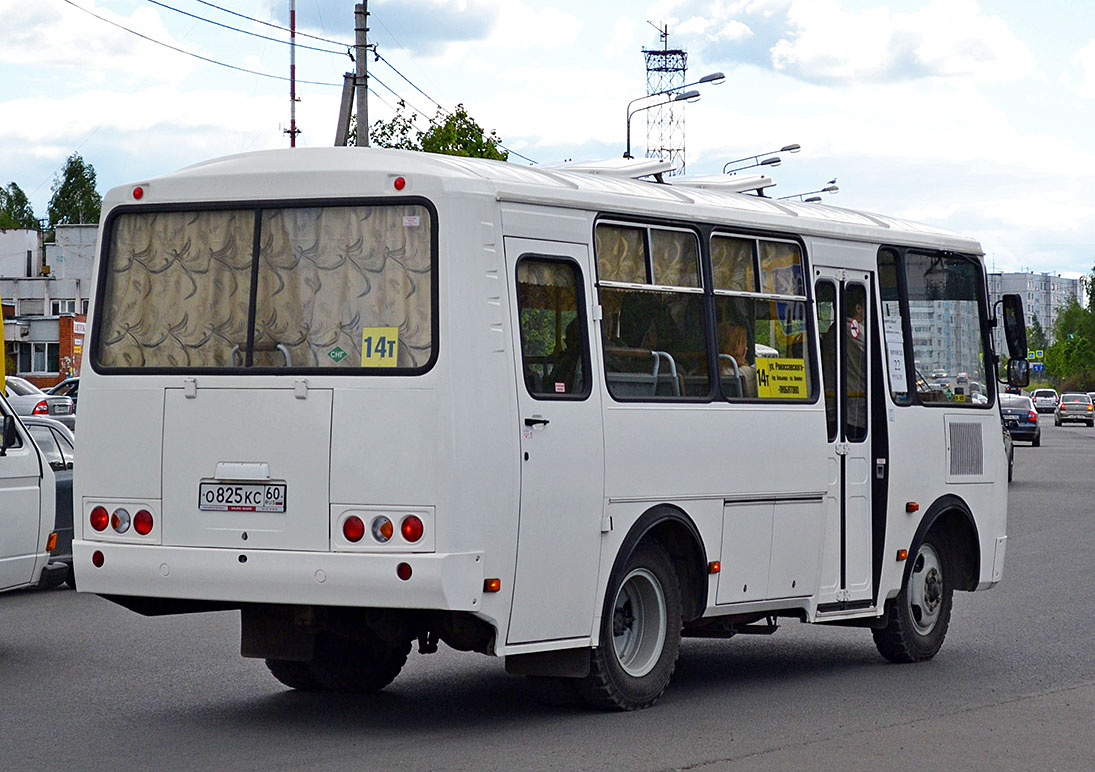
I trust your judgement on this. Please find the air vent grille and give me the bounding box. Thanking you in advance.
[949,422,984,476]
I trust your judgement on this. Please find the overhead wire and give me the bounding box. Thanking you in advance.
[60,0,342,86]
[193,0,350,47]
[145,0,347,56]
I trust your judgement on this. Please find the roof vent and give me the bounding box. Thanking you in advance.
[670,174,777,193]
[546,157,675,179]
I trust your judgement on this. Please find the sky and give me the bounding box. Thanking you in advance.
[2,0,1094,275]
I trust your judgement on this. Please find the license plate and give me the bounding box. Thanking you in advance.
[198,481,286,512]
[53,404,70,414]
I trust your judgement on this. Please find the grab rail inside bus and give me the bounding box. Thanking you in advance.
[229,343,292,367]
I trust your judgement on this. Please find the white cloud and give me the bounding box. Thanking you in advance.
[485,2,582,50]
[772,0,1036,83]
[0,1,198,84]
[1065,41,1095,100]
[604,18,641,61]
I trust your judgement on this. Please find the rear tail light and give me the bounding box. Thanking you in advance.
[133,509,154,535]
[90,506,109,532]
[343,515,365,543]
[371,516,393,543]
[1028,410,1038,421]
[32,400,49,415]
[111,508,131,534]
[401,515,424,543]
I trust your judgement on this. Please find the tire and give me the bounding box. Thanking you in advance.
[64,564,77,589]
[1033,434,1041,447]
[1054,416,1061,426]
[873,535,953,663]
[308,632,411,693]
[576,541,682,710]
[265,659,323,691]
[1008,455,1014,482]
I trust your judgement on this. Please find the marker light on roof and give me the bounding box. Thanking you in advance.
[393,176,406,191]
[132,186,144,200]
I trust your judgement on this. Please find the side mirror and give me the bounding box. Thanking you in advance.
[1001,294,1028,360]
[0,415,16,456]
[1007,358,1030,388]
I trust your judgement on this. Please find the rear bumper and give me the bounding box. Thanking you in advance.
[1007,425,1040,441]
[72,541,485,611]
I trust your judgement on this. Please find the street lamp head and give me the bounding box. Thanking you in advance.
[781,144,802,153]
[674,90,701,103]
[760,156,781,168]
[822,184,839,193]
[699,71,726,85]
[804,196,822,203]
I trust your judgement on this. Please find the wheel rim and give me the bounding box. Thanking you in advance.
[611,567,667,678]
[907,543,944,636]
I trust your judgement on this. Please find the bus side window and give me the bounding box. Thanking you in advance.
[516,258,590,399]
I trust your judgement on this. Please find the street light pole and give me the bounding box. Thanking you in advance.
[722,144,800,174]
[778,179,839,202]
[625,90,700,159]
[623,71,725,159]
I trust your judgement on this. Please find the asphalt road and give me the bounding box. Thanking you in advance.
[3,422,1094,772]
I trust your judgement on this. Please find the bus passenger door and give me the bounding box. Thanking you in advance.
[504,238,605,645]
[815,270,874,608]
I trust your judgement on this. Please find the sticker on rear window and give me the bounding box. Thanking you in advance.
[362,327,399,367]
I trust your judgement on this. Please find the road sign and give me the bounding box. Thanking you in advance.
[1032,363,1046,372]
[1036,349,1045,359]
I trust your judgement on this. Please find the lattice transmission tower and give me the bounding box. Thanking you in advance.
[643,24,687,175]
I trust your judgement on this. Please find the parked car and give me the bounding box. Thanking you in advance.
[1032,388,1059,414]
[1002,421,1014,483]
[0,392,66,594]
[1055,392,1094,427]
[21,416,75,587]
[4,376,76,431]
[47,376,79,412]
[999,393,1041,446]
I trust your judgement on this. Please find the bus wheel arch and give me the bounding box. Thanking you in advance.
[872,496,978,663]
[612,505,708,623]
[574,506,706,710]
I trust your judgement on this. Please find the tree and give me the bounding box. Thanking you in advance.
[366,101,508,161]
[0,182,38,230]
[1027,313,1048,355]
[48,153,102,231]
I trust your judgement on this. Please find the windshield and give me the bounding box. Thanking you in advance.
[96,202,436,374]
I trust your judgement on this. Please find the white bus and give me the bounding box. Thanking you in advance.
[74,148,1027,710]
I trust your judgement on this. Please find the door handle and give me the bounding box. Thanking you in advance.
[524,417,550,427]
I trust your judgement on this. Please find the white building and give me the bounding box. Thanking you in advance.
[987,271,1081,350]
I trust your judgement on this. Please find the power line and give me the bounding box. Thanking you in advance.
[145,0,348,56]
[59,0,341,87]
[193,0,350,47]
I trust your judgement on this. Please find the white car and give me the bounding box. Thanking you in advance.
[0,391,65,594]
[1032,388,1059,414]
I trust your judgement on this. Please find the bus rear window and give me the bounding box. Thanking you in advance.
[96,203,435,373]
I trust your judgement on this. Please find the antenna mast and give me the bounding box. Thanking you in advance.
[285,0,300,147]
[643,22,687,175]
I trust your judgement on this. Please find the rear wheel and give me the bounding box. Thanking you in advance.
[1032,434,1041,447]
[873,535,953,663]
[265,659,323,691]
[306,632,412,693]
[576,541,682,710]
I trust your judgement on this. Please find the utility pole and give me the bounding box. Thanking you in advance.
[355,2,369,147]
[285,0,300,147]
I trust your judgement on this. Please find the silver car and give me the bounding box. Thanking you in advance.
[1032,388,1059,414]
[1055,392,1094,427]
[4,376,76,431]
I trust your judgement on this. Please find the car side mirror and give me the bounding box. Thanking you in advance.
[1007,358,1030,388]
[1001,294,1028,361]
[0,415,16,456]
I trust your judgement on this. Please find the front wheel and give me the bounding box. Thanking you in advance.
[576,541,682,710]
[873,535,953,663]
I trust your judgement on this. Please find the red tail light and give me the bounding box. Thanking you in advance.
[343,515,365,542]
[1028,410,1038,421]
[401,515,424,543]
[32,400,49,415]
[133,509,154,535]
[90,506,109,532]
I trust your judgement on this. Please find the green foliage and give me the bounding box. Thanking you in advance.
[0,183,38,229]
[1044,275,1095,389]
[1026,313,1048,354]
[366,101,508,161]
[48,153,102,231]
